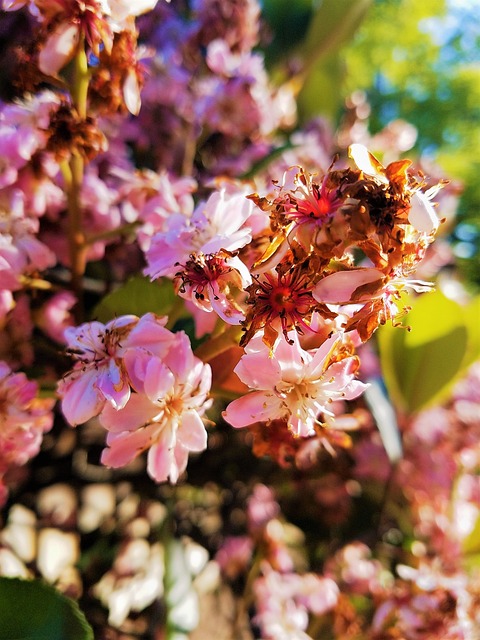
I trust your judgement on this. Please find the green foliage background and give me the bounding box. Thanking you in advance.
[262,0,480,288]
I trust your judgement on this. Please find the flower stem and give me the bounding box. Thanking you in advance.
[67,152,87,322]
[72,45,89,120]
[66,45,90,322]
[194,325,243,362]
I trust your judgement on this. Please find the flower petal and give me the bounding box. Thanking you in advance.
[100,394,161,433]
[178,410,207,452]
[38,23,80,76]
[223,391,282,428]
[59,370,104,426]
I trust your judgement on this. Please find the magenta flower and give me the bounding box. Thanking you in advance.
[223,332,367,437]
[99,331,212,483]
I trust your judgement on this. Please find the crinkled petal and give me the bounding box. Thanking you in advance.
[313,269,385,305]
[96,359,131,410]
[409,191,439,233]
[143,357,175,403]
[234,349,281,389]
[146,431,176,483]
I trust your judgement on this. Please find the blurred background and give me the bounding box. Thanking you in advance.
[261,0,480,289]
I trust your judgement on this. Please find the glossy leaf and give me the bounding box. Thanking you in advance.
[0,577,93,640]
[93,275,177,323]
[377,290,475,414]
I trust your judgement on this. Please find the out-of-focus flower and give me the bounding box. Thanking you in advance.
[93,539,164,628]
[0,362,54,505]
[253,566,339,640]
[325,542,389,596]
[36,290,77,344]
[215,535,253,580]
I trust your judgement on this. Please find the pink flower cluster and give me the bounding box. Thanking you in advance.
[0,362,54,506]
[57,313,212,483]
[224,331,367,438]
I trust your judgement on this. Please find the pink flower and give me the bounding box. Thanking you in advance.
[253,567,339,640]
[144,185,255,280]
[223,332,368,437]
[174,250,251,325]
[0,361,54,506]
[37,290,77,344]
[215,536,253,580]
[0,191,57,291]
[100,330,212,483]
[57,315,140,426]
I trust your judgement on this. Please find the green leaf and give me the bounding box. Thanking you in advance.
[295,0,372,122]
[261,0,314,68]
[462,513,480,556]
[0,577,93,640]
[377,290,474,414]
[298,0,372,67]
[463,295,480,368]
[92,275,177,323]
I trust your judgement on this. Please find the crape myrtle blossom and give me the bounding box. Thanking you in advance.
[223,331,368,438]
[349,143,442,234]
[57,313,212,484]
[58,312,182,425]
[0,191,57,294]
[196,38,296,139]
[0,362,54,506]
[174,250,252,325]
[0,91,61,189]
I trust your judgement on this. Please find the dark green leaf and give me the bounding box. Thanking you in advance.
[92,275,177,323]
[0,577,93,640]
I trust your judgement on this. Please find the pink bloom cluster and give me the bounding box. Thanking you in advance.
[254,567,339,640]
[0,362,54,506]
[57,313,212,483]
[224,331,367,438]
[144,183,258,326]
